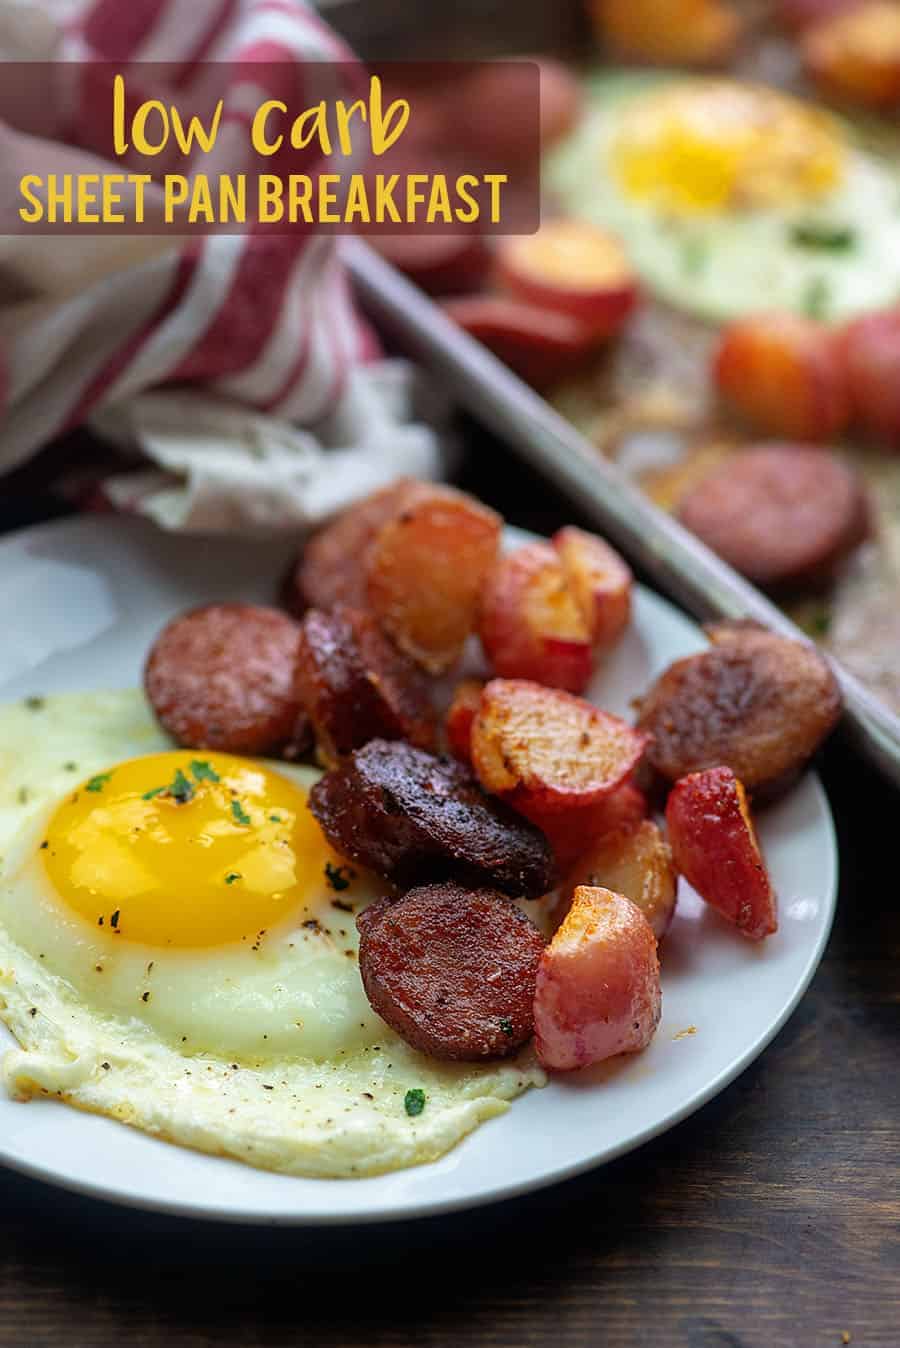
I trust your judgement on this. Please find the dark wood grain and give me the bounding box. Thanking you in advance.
[0,435,897,1348]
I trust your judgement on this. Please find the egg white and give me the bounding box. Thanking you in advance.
[546,71,900,323]
[0,690,546,1178]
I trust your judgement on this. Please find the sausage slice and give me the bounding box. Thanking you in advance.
[357,883,546,1060]
[295,607,435,763]
[308,739,555,899]
[145,603,307,757]
[636,623,841,796]
[677,444,868,591]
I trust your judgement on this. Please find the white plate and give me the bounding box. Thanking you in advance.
[0,516,837,1224]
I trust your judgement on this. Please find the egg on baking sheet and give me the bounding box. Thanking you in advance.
[0,690,544,1178]
[546,72,900,323]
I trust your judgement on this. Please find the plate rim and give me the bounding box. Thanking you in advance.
[0,514,839,1224]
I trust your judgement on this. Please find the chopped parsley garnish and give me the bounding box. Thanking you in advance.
[324,861,355,892]
[803,276,831,320]
[86,772,113,793]
[170,768,195,804]
[807,608,831,637]
[404,1088,426,1117]
[791,222,855,252]
[64,762,78,772]
[269,814,282,823]
[142,785,166,800]
[110,909,120,930]
[231,799,251,827]
[190,760,220,783]
[24,696,45,711]
[225,872,242,885]
[499,1016,514,1037]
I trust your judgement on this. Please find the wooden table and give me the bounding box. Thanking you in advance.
[1,436,898,1348]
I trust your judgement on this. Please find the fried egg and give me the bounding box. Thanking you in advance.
[0,691,543,1178]
[546,72,900,322]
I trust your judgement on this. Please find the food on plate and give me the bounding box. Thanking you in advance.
[295,606,435,763]
[495,220,639,339]
[444,678,484,763]
[439,59,575,164]
[144,603,308,758]
[713,314,851,442]
[562,820,677,939]
[842,308,900,447]
[676,444,869,590]
[366,233,491,297]
[637,622,842,794]
[533,886,662,1071]
[289,478,417,614]
[471,678,648,814]
[546,75,900,322]
[364,483,502,673]
[479,541,594,692]
[666,766,778,940]
[803,2,900,109]
[588,0,740,66]
[308,739,555,899]
[357,884,546,1061]
[441,294,605,387]
[0,693,548,1178]
[291,480,501,675]
[553,526,633,650]
[776,0,862,31]
[535,783,649,869]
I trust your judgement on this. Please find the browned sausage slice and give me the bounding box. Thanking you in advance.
[677,444,868,591]
[295,606,435,762]
[308,739,555,899]
[287,478,419,615]
[145,603,306,756]
[357,883,546,1060]
[636,623,841,797]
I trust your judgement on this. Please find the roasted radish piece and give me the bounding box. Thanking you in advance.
[666,767,778,941]
[563,820,677,940]
[520,783,648,870]
[553,527,633,651]
[496,220,639,340]
[440,295,602,389]
[637,624,842,797]
[290,478,419,615]
[479,542,594,693]
[804,2,900,109]
[843,308,900,447]
[714,314,850,442]
[590,0,740,66]
[533,886,661,1072]
[676,444,869,591]
[295,607,435,763]
[472,679,648,815]
[444,679,485,763]
[365,484,502,674]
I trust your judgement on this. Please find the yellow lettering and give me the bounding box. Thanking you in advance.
[374,174,400,223]
[164,175,189,223]
[187,174,215,224]
[426,175,452,224]
[113,74,128,156]
[219,174,246,223]
[258,174,284,223]
[405,173,428,221]
[290,103,332,155]
[455,174,479,224]
[343,174,370,223]
[132,99,170,156]
[318,173,341,223]
[130,173,151,223]
[47,174,74,223]
[101,173,125,223]
[288,176,313,223]
[18,174,43,223]
[484,173,507,224]
[171,99,223,156]
[77,173,101,223]
[336,98,366,156]
[251,100,286,156]
[369,76,408,156]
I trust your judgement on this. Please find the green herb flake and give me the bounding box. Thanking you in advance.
[791,222,856,252]
[24,696,45,711]
[324,861,355,892]
[269,814,282,823]
[404,1088,426,1118]
[170,768,195,804]
[86,772,113,794]
[802,276,831,321]
[499,1016,514,1037]
[142,786,166,800]
[191,760,220,783]
[231,799,251,827]
[225,872,242,885]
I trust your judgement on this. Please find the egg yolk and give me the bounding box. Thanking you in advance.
[40,753,341,948]
[611,80,846,214]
